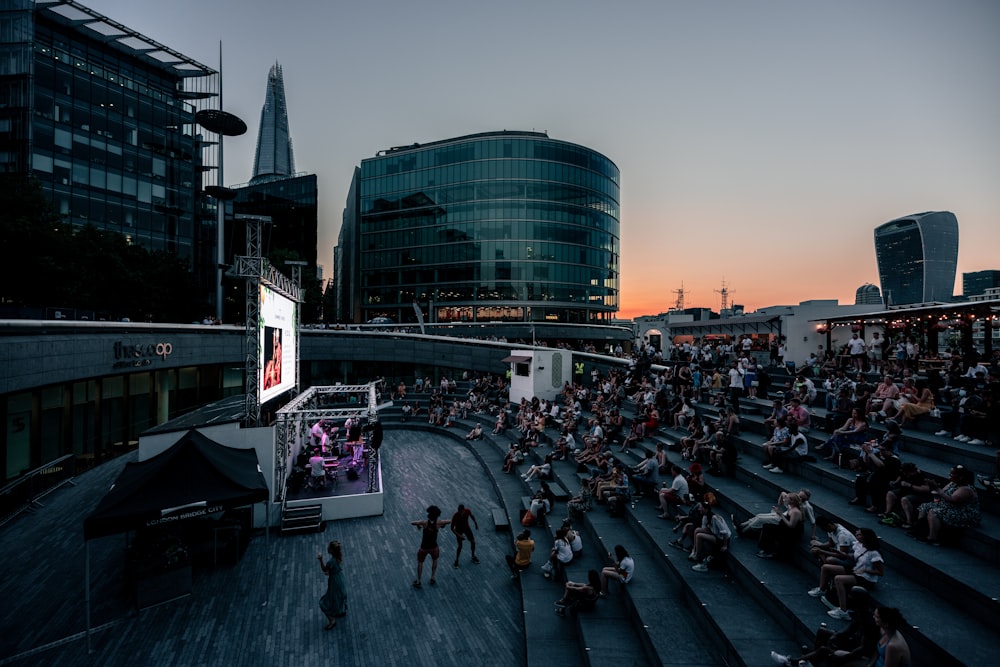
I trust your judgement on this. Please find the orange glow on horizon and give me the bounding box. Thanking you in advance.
[616,279,867,321]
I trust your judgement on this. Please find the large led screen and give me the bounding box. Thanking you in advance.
[259,285,296,404]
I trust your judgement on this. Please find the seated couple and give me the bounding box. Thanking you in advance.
[761,421,808,474]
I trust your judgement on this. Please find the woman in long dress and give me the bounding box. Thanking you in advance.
[318,540,347,629]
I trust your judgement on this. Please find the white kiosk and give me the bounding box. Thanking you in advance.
[505,348,568,405]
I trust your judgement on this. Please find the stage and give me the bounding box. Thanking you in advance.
[283,453,384,521]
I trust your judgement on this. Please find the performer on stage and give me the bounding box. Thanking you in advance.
[311,420,326,447]
[308,449,327,490]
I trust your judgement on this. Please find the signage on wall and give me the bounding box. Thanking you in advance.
[112,341,174,369]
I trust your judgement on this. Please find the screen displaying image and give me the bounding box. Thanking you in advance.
[259,285,296,404]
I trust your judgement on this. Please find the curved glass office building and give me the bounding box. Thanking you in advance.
[874,211,958,306]
[347,131,620,324]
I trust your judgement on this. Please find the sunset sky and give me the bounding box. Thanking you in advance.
[85,0,1000,320]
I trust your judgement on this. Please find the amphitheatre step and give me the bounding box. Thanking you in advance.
[384,379,998,667]
[389,418,657,667]
[551,411,999,665]
[702,467,1000,666]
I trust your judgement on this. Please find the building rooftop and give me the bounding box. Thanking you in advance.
[37,0,216,78]
[377,130,550,156]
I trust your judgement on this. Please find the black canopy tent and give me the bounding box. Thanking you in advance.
[83,430,271,649]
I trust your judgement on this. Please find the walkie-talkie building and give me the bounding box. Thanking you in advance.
[250,62,294,183]
[874,211,958,306]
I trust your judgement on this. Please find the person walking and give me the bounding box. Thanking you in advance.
[411,505,450,588]
[451,504,480,567]
[317,541,347,630]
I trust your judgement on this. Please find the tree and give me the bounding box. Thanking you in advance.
[0,175,201,321]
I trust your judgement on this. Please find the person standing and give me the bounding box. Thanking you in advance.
[868,332,884,373]
[848,332,867,371]
[411,505,450,588]
[317,541,347,630]
[727,361,745,415]
[451,504,480,567]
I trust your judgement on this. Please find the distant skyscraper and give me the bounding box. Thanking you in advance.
[251,62,295,183]
[874,211,958,306]
[962,270,1000,299]
[855,283,883,305]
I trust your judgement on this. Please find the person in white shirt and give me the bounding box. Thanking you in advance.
[583,419,604,446]
[808,516,858,566]
[847,333,866,371]
[868,332,884,373]
[964,362,989,379]
[690,497,732,572]
[658,464,690,519]
[308,450,328,489]
[737,489,815,537]
[763,423,808,474]
[544,527,574,580]
[599,544,634,595]
[727,362,745,415]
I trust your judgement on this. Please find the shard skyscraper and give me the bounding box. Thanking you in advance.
[251,62,295,182]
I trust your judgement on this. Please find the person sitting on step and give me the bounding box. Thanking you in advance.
[737,489,815,539]
[816,409,869,463]
[522,454,554,482]
[658,464,690,520]
[762,422,808,474]
[688,495,731,572]
[756,492,805,558]
[554,569,601,616]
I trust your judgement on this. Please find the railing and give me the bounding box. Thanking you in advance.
[0,454,77,528]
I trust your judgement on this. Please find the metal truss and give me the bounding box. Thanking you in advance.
[230,214,302,427]
[272,382,387,503]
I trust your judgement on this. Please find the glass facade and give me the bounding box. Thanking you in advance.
[963,270,1000,299]
[250,62,295,182]
[3,364,240,480]
[232,174,318,268]
[229,173,319,322]
[355,131,620,324]
[0,0,221,300]
[874,211,958,306]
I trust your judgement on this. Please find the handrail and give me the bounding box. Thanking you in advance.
[0,454,77,528]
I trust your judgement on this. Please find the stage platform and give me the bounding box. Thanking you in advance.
[284,456,385,521]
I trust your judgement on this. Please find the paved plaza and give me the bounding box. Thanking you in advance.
[0,431,527,667]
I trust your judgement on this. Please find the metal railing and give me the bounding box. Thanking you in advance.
[0,454,77,528]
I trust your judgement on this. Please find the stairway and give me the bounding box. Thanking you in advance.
[280,504,323,534]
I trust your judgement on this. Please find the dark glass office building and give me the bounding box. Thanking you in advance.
[0,0,221,303]
[874,211,958,306]
[229,173,319,321]
[338,131,620,324]
[963,270,1000,299]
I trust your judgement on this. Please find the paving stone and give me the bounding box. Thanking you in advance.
[0,431,524,667]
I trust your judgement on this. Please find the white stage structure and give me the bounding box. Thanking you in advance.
[274,382,389,521]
